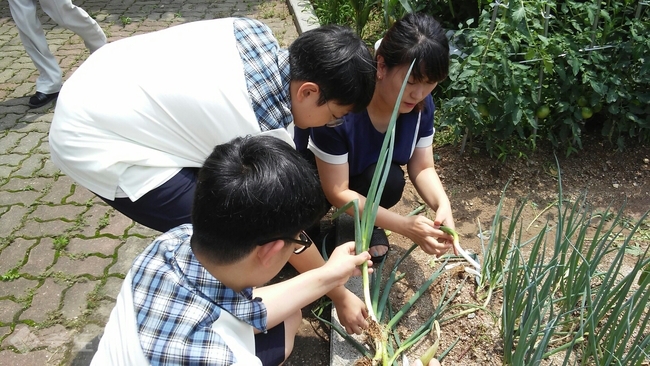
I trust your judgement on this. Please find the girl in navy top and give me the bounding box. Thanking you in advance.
[306,13,456,258]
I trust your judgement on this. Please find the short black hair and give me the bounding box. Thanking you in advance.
[191,135,328,264]
[377,13,450,83]
[289,25,376,113]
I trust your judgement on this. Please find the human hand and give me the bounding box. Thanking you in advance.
[401,216,453,256]
[325,242,373,334]
[331,289,369,335]
[325,241,373,286]
[432,204,455,232]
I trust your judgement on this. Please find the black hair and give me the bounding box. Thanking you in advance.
[377,13,450,84]
[191,135,328,264]
[289,25,376,113]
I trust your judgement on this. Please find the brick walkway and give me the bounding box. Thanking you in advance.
[0,1,299,365]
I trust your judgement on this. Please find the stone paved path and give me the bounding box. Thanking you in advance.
[0,1,299,365]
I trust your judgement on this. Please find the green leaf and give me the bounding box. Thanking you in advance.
[557,64,567,81]
[512,4,526,23]
[505,94,516,114]
[625,112,641,123]
[568,57,581,76]
[599,9,611,22]
[606,88,618,103]
[543,57,554,73]
[525,48,536,60]
[397,0,412,13]
[589,79,608,97]
[513,106,523,125]
[458,68,476,80]
[640,263,650,285]
[537,35,549,45]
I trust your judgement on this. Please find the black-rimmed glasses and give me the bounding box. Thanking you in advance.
[261,231,314,254]
[326,102,345,128]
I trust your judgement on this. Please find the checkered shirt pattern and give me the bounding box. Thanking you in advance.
[233,18,293,131]
[131,224,267,365]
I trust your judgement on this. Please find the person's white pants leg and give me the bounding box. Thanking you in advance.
[39,0,107,53]
[8,0,62,94]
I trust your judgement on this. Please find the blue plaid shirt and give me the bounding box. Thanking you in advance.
[131,224,267,365]
[234,18,293,131]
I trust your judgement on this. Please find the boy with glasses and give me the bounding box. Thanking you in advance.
[91,135,372,366]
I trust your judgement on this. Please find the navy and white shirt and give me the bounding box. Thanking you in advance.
[307,94,436,177]
[91,224,267,366]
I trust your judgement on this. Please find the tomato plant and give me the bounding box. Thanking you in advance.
[313,0,650,157]
[437,0,650,158]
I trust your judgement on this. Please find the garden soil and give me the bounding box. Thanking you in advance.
[282,135,650,366]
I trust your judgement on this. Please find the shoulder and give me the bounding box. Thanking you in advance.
[310,111,369,146]
[338,111,372,136]
[343,110,369,124]
[131,224,193,286]
[233,17,270,31]
[233,18,276,44]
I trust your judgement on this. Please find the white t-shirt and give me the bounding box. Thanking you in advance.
[49,18,292,201]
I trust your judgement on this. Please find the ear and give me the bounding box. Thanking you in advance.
[256,240,288,267]
[294,82,320,103]
[376,55,386,80]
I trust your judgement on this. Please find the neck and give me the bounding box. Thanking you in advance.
[193,248,255,293]
[367,85,395,133]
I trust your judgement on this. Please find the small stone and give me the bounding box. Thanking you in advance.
[644,158,649,164]
[613,183,619,188]
[467,313,476,319]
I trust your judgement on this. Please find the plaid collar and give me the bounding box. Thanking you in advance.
[132,224,267,336]
[131,225,269,364]
[166,228,267,330]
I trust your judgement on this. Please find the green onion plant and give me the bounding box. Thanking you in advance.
[491,162,650,365]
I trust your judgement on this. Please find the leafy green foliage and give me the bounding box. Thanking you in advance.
[53,235,69,250]
[0,268,20,282]
[313,0,648,158]
[119,15,131,26]
[439,0,650,158]
[311,0,355,26]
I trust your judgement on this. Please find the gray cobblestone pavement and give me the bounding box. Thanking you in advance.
[0,1,301,365]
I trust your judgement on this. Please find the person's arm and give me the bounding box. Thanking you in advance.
[286,245,370,334]
[254,243,371,333]
[315,157,450,255]
[406,145,455,255]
